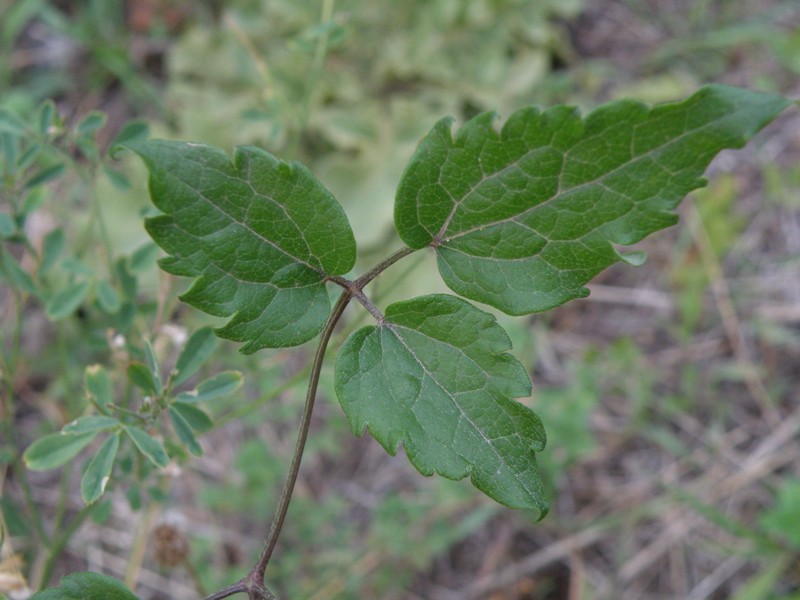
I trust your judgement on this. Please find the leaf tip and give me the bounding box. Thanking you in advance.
[617,249,647,267]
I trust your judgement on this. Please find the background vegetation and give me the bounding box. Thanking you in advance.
[2,0,800,598]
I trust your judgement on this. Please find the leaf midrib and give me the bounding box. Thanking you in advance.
[382,322,535,497]
[164,154,326,278]
[433,103,741,246]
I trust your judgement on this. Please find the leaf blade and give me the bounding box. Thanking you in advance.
[45,280,90,320]
[125,426,169,468]
[172,326,217,386]
[395,85,789,314]
[81,433,120,504]
[127,140,357,351]
[23,432,98,471]
[169,406,203,456]
[175,370,243,403]
[63,416,120,435]
[30,571,140,600]
[335,294,547,512]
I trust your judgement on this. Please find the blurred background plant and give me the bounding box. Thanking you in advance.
[2,0,800,599]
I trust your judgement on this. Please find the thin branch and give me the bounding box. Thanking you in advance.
[356,246,417,288]
[350,289,384,323]
[204,580,249,600]
[251,291,353,581]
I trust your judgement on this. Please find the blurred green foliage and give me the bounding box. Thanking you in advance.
[3,1,800,599]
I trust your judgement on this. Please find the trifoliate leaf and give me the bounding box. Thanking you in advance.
[395,85,789,315]
[335,294,546,513]
[30,571,140,600]
[127,140,357,352]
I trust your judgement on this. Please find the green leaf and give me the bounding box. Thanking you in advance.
[127,139,357,351]
[175,370,243,403]
[169,406,203,456]
[0,108,27,136]
[38,100,58,137]
[125,426,170,468]
[45,280,90,320]
[109,120,148,154]
[17,141,42,170]
[172,326,217,386]
[335,294,547,512]
[0,212,17,238]
[23,432,98,471]
[731,558,791,600]
[21,187,47,215]
[40,228,66,275]
[0,493,30,536]
[103,165,132,190]
[63,416,119,434]
[76,137,99,162]
[128,242,158,273]
[30,571,140,600]
[85,364,113,406]
[61,258,94,276]
[143,339,163,395]
[2,130,19,175]
[0,250,37,295]
[171,402,213,432]
[760,479,800,549]
[127,362,158,396]
[96,280,121,313]
[26,162,66,188]
[80,433,119,503]
[115,256,138,300]
[394,85,789,315]
[2,0,46,45]
[77,111,107,136]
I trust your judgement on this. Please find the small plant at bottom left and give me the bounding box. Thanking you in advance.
[0,100,239,599]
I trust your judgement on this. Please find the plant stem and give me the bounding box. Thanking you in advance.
[253,290,351,574]
[204,292,353,600]
[204,580,250,600]
[328,246,417,318]
[205,246,418,600]
[356,246,417,288]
